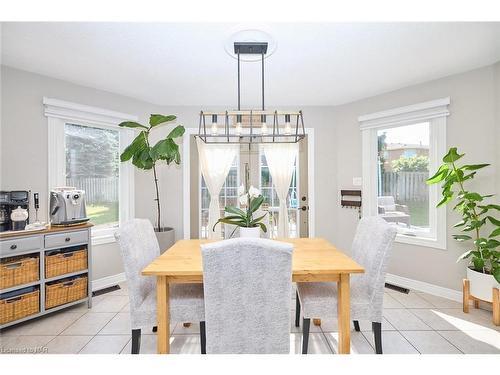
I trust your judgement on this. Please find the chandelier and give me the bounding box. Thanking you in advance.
[197,42,305,144]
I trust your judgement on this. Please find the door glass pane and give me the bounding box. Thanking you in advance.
[377,122,430,232]
[65,123,120,229]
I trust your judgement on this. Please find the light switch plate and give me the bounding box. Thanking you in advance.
[352,177,362,186]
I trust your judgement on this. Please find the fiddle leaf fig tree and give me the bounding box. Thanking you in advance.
[119,114,185,232]
[427,147,500,283]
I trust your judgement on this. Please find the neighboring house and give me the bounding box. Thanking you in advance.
[381,143,429,172]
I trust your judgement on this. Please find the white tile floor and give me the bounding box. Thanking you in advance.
[1,283,499,354]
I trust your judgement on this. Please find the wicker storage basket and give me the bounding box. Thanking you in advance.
[0,289,40,324]
[45,276,87,309]
[45,248,87,278]
[0,255,39,289]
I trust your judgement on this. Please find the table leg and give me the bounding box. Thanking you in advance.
[157,276,170,354]
[337,273,350,354]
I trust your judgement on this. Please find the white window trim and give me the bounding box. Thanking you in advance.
[359,97,449,250]
[44,97,136,246]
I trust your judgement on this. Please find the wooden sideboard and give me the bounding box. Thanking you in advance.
[0,223,92,329]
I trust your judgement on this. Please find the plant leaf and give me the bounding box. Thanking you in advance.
[457,250,473,262]
[453,220,467,228]
[473,258,484,271]
[452,234,472,242]
[149,114,177,127]
[493,268,500,284]
[120,131,147,162]
[442,147,464,163]
[224,206,246,217]
[166,125,186,139]
[489,227,500,238]
[254,222,267,233]
[479,204,500,211]
[250,213,267,225]
[212,218,246,231]
[249,195,264,214]
[485,239,500,248]
[463,192,483,201]
[462,164,490,171]
[487,216,500,226]
[119,121,148,130]
[426,164,449,184]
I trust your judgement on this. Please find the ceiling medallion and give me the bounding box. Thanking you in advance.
[198,41,305,144]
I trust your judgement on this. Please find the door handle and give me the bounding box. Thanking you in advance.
[301,206,308,211]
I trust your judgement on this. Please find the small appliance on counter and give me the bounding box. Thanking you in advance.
[50,187,89,226]
[0,191,30,232]
[10,206,29,230]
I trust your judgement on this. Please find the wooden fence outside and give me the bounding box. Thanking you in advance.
[66,177,118,203]
[380,171,428,202]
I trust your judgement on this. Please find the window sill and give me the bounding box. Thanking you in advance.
[395,233,446,250]
[91,228,118,246]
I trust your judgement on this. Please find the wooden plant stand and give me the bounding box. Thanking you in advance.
[462,279,499,326]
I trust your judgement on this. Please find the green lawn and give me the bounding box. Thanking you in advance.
[403,200,429,228]
[87,202,119,226]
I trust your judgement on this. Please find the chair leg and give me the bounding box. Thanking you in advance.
[372,322,382,354]
[295,291,301,327]
[302,318,311,354]
[152,326,157,333]
[200,321,206,354]
[131,329,141,354]
[353,320,360,332]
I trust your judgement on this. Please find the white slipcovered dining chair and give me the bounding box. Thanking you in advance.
[295,217,397,354]
[115,219,205,354]
[200,238,294,353]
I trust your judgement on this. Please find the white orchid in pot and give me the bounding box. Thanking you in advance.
[213,185,268,238]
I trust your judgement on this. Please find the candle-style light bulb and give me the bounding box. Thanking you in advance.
[261,114,268,135]
[284,114,292,135]
[235,114,242,135]
[211,114,218,136]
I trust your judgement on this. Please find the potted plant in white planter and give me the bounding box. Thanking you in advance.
[213,185,267,238]
[427,147,500,307]
[119,114,185,251]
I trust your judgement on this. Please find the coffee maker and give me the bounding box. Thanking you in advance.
[0,191,30,232]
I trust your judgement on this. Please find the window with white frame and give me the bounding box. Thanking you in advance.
[359,98,449,249]
[199,154,239,239]
[44,98,135,245]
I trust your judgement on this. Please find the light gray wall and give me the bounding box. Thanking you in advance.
[2,63,499,292]
[328,64,500,291]
[0,66,196,280]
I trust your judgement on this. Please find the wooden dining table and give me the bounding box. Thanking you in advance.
[142,237,364,354]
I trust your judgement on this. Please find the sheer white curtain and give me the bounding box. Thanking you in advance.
[262,143,299,238]
[196,138,239,239]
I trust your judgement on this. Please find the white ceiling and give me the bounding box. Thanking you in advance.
[2,22,500,107]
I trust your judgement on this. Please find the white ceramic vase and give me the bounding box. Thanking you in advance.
[467,267,500,302]
[239,226,261,238]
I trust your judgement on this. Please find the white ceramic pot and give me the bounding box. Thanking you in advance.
[239,227,261,238]
[155,227,175,254]
[467,267,500,302]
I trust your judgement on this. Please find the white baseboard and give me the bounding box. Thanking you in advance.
[92,272,127,292]
[385,273,462,302]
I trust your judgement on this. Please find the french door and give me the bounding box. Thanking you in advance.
[197,138,308,239]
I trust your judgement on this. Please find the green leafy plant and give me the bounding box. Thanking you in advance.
[392,155,429,172]
[427,147,500,283]
[213,186,268,237]
[119,115,185,232]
